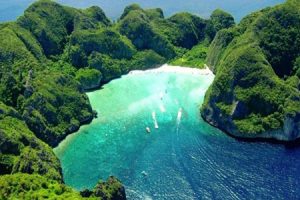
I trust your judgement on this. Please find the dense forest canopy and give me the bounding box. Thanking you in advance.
[202,0,300,140]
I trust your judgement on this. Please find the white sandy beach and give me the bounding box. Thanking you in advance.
[129,64,213,75]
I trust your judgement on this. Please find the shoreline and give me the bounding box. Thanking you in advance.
[129,64,213,75]
[59,63,300,150]
[56,64,213,148]
[201,112,300,147]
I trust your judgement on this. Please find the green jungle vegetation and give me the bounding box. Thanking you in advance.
[170,42,209,68]
[202,0,300,139]
[0,0,235,198]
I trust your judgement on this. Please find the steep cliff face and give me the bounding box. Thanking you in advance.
[22,73,94,147]
[205,29,235,73]
[0,102,62,181]
[201,0,300,141]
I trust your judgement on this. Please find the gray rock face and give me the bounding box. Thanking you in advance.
[201,98,237,136]
[202,100,300,141]
[81,75,102,90]
[231,101,249,119]
[93,176,127,200]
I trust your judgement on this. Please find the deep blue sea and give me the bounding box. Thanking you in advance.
[54,66,300,200]
[0,0,284,22]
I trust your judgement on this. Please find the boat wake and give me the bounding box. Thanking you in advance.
[176,108,183,133]
[152,111,159,129]
[126,188,153,200]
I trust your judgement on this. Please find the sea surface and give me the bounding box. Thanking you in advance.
[0,0,284,22]
[54,66,300,200]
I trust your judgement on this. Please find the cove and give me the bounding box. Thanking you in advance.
[54,65,300,200]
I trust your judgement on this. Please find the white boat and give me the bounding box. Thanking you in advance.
[177,108,183,122]
[141,171,148,176]
[146,127,151,133]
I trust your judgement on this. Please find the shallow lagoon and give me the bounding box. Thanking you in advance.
[54,66,300,200]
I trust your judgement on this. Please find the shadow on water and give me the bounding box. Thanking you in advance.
[201,115,300,150]
[228,132,300,150]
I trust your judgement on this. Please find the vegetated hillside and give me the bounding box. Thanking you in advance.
[170,9,235,68]
[0,174,125,200]
[0,0,229,198]
[202,0,300,141]
[0,102,62,181]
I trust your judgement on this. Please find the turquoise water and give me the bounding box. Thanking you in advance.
[0,0,284,22]
[54,67,300,199]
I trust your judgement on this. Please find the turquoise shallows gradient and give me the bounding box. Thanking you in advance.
[54,67,300,200]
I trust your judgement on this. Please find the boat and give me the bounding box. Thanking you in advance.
[141,171,148,177]
[146,127,151,133]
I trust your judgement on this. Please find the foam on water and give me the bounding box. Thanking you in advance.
[54,65,300,200]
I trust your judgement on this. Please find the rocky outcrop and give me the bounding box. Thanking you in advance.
[81,76,102,90]
[201,0,300,142]
[22,73,94,147]
[75,68,102,90]
[80,176,127,200]
[205,29,235,73]
[0,102,63,181]
[94,176,126,200]
[202,101,300,141]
